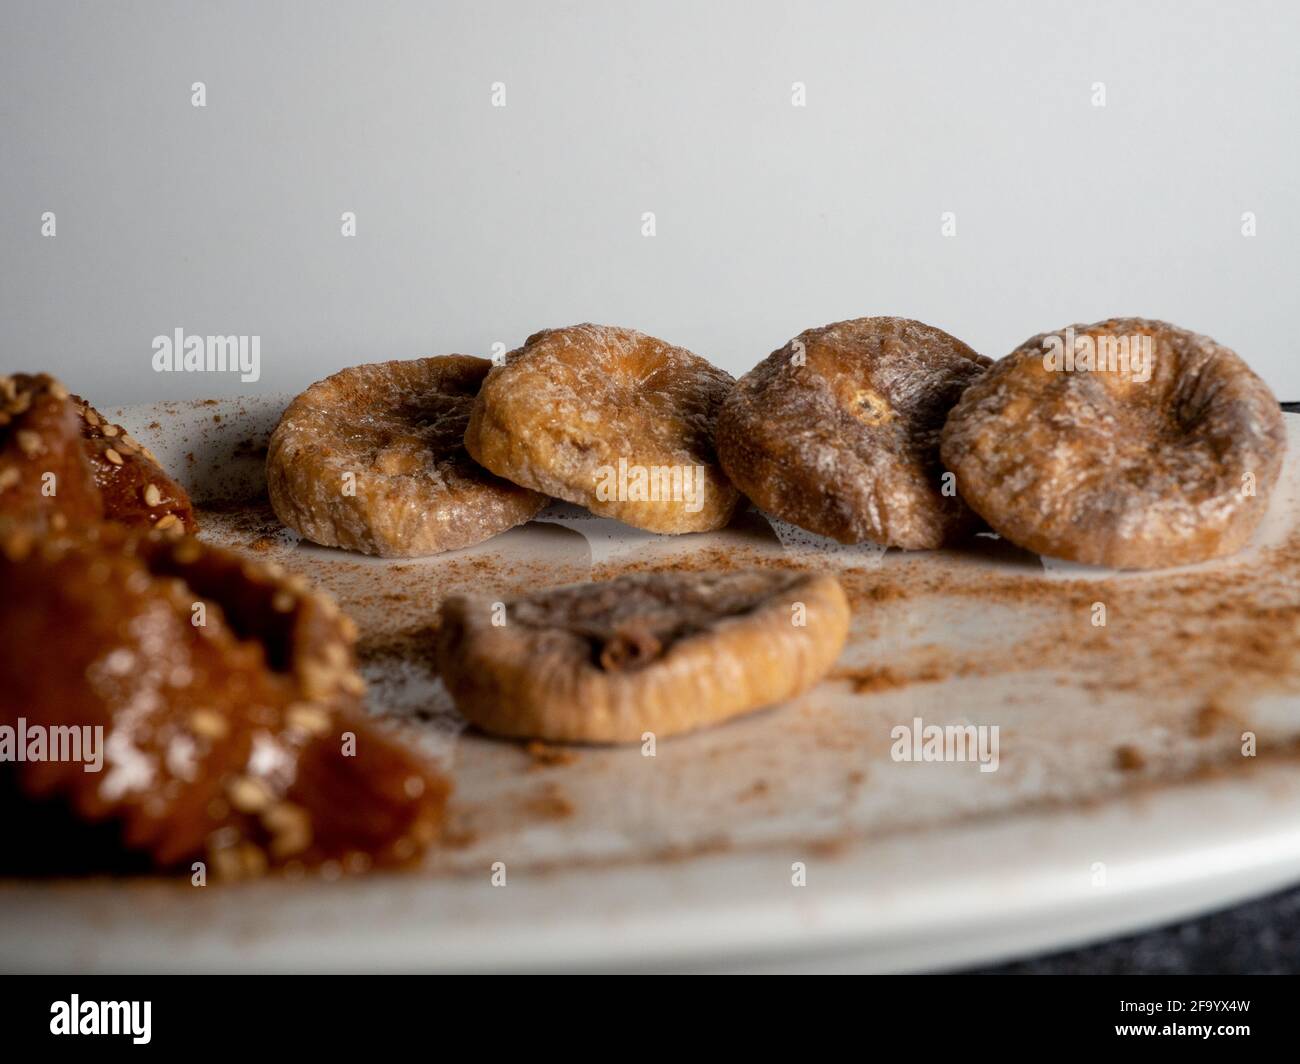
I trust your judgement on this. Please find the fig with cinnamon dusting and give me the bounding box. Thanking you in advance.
[268,356,547,557]
[715,318,990,549]
[0,524,448,878]
[940,318,1285,569]
[464,324,741,534]
[436,569,850,743]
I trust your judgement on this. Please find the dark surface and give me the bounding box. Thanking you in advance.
[974,883,1300,974]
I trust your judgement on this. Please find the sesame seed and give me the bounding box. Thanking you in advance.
[0,467,19,492]
[154,513,179,531]
[189,709,229,740]
[84,408,100,427]
[227,776,271,813]
[104,447,124,465]
[270,830,310,860]
[285,702,331,736]
[211,846,243,881]
[102,424,119,437]
[142,483,162,507]
[48,380,69,400]
[14,430,41,457]
[271,590,295,613]
[300,661,336,699]
[264,802,312,859]
[240,843,268,877]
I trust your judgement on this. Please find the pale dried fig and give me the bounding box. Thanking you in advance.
[464,324,740,534]
[941,318,1284,569]
[716,318,990,549]
[436,568,850,743]
[267,356,547,556]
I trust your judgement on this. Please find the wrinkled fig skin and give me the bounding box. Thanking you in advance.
[436,569,851,744]
[715,318,991,549]
[268,356,547,558]
[940,318,1285,570]
[464,324,741,534]
[0,524,448,879]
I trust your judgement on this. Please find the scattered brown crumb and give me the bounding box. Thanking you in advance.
[1193,700,1240,738]
[437,825,479,850]
[1115,746,1146,771]
[523,783,574,820]
[833,661,949,694]
[525,740,578,769]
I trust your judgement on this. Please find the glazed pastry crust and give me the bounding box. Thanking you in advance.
[0,373,102,534]
[0,374,196,537]
[436,568,850,743]
[464,325,741,534]
[716,318,990,548]
[0,524,448,877]
[72,393,198,534]
[267,356,547,557]
[940,318,1285,569]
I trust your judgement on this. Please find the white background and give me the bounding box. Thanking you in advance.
[2,0,1297,404]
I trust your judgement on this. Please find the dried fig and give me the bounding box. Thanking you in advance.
[463,324,741,534]
[940,318,1285,568]
[267,356,547,557]
[715,318,990,549]
[436,568,850,743]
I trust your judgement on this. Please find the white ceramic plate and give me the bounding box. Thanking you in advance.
[4,396,1300,973]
